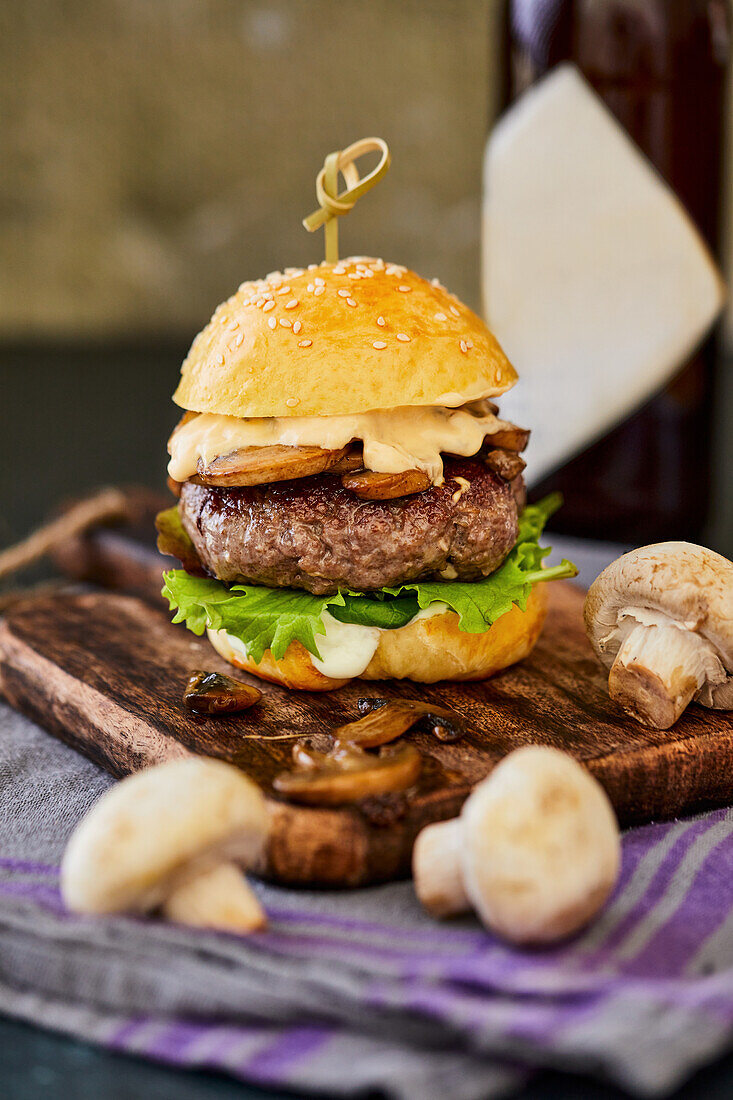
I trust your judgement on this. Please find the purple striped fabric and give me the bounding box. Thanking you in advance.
[3,807,733,1097]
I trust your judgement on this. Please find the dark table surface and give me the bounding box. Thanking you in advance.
[4,1013,733,1100]
[2,342,733,1098]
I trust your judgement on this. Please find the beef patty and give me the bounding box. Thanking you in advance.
[179,456,526,595]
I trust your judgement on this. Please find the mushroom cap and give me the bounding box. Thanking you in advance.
[584,542,733,708]
[61,758,267,915]
[460,746,620,944]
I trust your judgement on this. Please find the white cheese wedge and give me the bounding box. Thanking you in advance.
[482,65,726,485]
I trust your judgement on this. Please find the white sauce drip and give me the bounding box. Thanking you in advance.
[310,614,380,679]
[168,403,506,484]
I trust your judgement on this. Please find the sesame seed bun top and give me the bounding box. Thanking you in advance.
[172,257,518,419]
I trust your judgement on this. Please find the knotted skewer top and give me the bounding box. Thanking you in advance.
[303,137,391,263]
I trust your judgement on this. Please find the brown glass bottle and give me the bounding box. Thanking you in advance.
[505,0,730,542]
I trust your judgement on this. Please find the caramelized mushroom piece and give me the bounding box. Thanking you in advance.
[484,425,530,453]
[483,449,527,481]
[183,670,262,715]
[328,447,365,475]
[340,698,466,746]
[197,444,350,487]
[341,469,431,500]
[273,743,421,806]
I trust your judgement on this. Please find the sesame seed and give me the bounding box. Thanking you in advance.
[314,276,325,286]
[459,339,467,353]
[346,298,357,307]
[292,320,302,334]
[276,286,291,295]
[263,301,275,312]
[268,316,277,329]
[234,333,244,346]
[377,316,386,326]
[373,341,387,349]
[215,353,224,365]
[265,271,280,281]
[228,319,239,330]
[286,397,299,408]
[333,267,346,275]
[285,299,299,310]
[298,339,312,348]
[263,292,274,300]
[338,289,350,298]
[466,339,474,349]
[279,318,291,328]
[314,285,325,296]
[450,305,460,317]
[307,263,318,270]
[398,285,411,293]
[307,283,315,292]
[435,311,447,322]
[396,333,410,342]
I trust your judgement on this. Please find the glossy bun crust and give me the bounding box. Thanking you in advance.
[173,257,517,419]
[207,585,548,692]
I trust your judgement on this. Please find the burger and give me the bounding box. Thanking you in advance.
[158,257,575,691]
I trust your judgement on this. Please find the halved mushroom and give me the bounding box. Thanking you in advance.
[337,698,466,747]
[196,444,350,487]
[413,746,620,944]
[341,469,431,499]
[273,742,421,805]
[483,449,527,481]
[183,670,262,715]
[584,542,733,729]
[61,758,268,933]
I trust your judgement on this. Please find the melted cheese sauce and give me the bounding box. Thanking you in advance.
[168,403,506,484]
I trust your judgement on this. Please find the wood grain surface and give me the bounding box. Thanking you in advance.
[1,583,732,887]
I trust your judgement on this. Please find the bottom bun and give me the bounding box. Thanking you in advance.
[208,585,548,691]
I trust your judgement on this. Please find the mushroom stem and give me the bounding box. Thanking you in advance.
[162,861,266,933]
[608,622,714,730]
[412,817,469,918]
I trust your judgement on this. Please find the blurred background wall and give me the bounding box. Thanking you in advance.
[2,0,503,335]
[1,0,731,555]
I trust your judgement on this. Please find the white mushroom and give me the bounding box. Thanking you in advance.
[61,758,268,933]
[413,746,620,945]
[584,542,733,730]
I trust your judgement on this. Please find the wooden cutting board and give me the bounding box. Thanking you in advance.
[1,581,732,887]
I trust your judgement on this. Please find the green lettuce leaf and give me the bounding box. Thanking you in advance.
[161,493,577,663]
[381,492,576,631]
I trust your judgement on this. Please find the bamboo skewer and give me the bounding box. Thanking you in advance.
[302,137,391,262]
